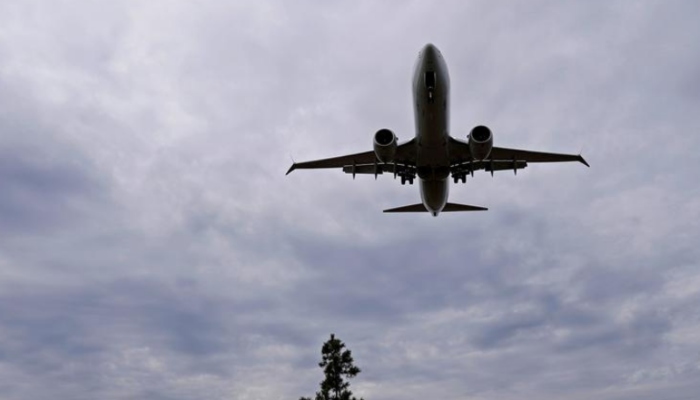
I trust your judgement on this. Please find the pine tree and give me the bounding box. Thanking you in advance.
[299,334,364,400]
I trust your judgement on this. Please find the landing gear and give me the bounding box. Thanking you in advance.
[399,170,416,185]
[452,172,467,184]
[395,164,416,185]
[451,163,473,184]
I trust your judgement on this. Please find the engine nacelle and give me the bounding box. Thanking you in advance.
[373,128,397,163]
[468,125,493,160]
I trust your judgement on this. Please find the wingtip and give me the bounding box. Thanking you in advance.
[286,164,296,175]
[578,155,590,168]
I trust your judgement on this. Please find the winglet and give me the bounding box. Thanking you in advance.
[578,154,590,168]
[286,163,297,175]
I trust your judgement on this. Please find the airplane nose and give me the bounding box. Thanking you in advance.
[422,43,439,61]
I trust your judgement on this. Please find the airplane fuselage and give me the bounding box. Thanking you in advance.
[412,44,451,216]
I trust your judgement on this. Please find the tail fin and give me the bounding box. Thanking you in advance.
[383,202,488,213]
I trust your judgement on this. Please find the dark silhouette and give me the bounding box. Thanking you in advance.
[299,333,365,400]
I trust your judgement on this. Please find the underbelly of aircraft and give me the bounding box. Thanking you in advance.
[416,140,450,179]
[420,179,449,213]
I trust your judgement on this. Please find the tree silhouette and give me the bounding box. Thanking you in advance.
[299,333,364,400]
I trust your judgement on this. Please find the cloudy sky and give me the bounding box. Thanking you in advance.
[1,1,700,399]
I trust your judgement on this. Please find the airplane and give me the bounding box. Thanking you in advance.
[286,43,588,216]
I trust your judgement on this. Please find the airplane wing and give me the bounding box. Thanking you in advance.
[489,146,589,166]
[286,139,417,175]
[449,138,588,167]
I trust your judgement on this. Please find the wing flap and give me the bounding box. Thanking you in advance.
[342,163,416,175]
[452,160,527,173]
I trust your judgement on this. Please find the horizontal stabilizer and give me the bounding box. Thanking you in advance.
[383,203,428,213]
[383,202,488,213]
[442,202,488,212]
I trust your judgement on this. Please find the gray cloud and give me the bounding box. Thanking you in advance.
[1,1,700,399]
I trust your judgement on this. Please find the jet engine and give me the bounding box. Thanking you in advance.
[469,125,493,160]
[373,128,397,163]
